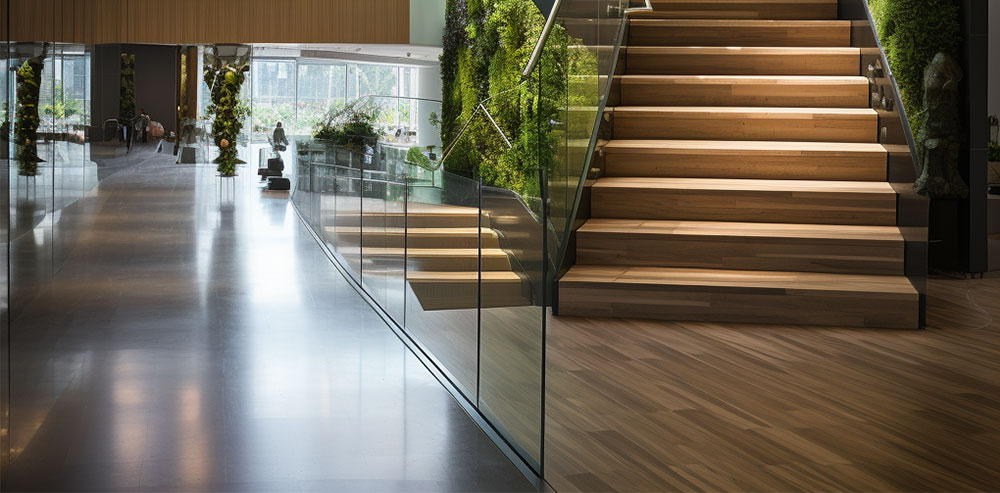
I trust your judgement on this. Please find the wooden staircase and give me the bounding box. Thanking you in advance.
[557,0,920,329]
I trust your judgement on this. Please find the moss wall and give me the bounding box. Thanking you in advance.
[440,0,564,199]
[868,0,961,136]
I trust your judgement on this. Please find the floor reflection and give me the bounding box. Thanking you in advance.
[6,146,534,491]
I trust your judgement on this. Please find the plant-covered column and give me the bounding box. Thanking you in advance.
[119,53,136,123]
[203,46,250,177]
[14,54,45,176]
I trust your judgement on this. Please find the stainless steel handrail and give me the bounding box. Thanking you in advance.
[624,0,653,15]
[521,0,651,80]
[521,0,565,79]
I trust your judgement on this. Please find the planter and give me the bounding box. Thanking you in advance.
[929,197,961,271]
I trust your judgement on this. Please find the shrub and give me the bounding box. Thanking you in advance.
[314,106,378,149]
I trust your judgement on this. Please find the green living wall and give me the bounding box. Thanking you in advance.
[440,0,567,200]
[868,0,961,137]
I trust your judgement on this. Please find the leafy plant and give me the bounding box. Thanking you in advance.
[989,142,1000,162]
[119,53,136,121]
[406,146,435,169]
[15,56,45,176]
[868,0,961,137]
[314,106,378,149]
[42,80,82,120]
[204,48,251,177]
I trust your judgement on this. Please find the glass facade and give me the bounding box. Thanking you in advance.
[250,56,418,136]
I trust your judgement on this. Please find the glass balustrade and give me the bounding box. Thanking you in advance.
[290,1,640,473]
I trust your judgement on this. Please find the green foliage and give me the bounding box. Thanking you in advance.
[868,0,961,136]
[204,49,250,177]
[15,57,44,176]
[314,106,378,149]
[440,0,569,199]
[42,80,82,120]
[989,142,1000,162]
[406,146,435,169]
[119,53,136,121]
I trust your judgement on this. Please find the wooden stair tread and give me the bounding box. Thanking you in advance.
[634,0,838,20]
[613,106,876,116]
[626,46,860,76]
[617,75,869,108]
[561,265,917,296]
[325,226,497,237]
[618,74,867,83]
[628,46,859,55]
[407,271,523,282]
[604,139,886,154]
[630,19,848,28]
[592,177,896,194]
[359,247,509,258]
[629,19,851,47]
[578,218,903,243]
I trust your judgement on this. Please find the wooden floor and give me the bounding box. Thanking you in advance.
[544,275,1000,491]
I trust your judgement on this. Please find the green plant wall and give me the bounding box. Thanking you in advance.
[119,53,136,122]
[15,57,44,176]
[204,50,250,177]
[440,0,567,199]
[868,0,961,137]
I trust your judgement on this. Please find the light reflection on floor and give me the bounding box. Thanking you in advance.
[4,143,534,491]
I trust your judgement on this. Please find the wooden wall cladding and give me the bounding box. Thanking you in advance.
[8,0,410,44]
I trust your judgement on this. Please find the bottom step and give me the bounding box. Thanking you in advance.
[558,266,918,329]
[408,271,530,311]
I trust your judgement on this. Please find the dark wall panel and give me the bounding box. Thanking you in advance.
[126,44,177,134]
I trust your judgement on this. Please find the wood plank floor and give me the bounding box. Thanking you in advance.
[545,275,1000,491]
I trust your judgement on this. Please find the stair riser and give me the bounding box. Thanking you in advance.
[620,79,869,107]
[636,1,838,20]
[409,281,527,310]
[604,149,887,181]
[614,111,877,143]
[558,283,918,329]
[627,50,859,76]
[629,21,850,47]
[591,187,897,225]
[576,233,904,275]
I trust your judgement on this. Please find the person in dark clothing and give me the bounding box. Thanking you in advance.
[136,108,151,144]
[273,122,288,152]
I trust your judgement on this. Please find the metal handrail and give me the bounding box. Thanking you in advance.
[521,0,565,79]
[624,0,653,15]
[521,0,651,80]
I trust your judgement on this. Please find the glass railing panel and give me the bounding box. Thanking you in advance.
[477,181,544,468]
[333,144,364,283]
[356,95,441,325]
[537,0,631,273]
[404,163,481,400]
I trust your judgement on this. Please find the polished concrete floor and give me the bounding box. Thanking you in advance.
[4,148,535,492]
